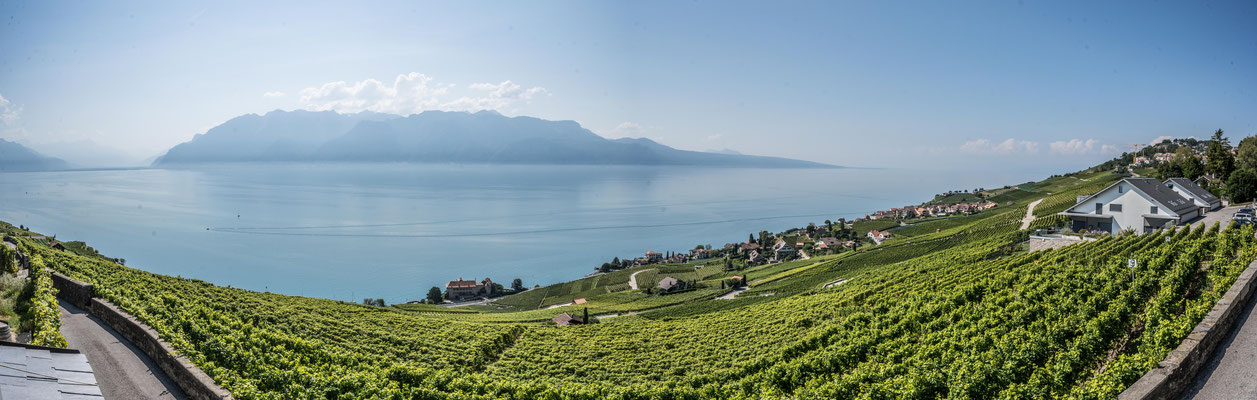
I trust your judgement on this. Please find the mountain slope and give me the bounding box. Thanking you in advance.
[0,138,71,172]
[155,110,835,168]
[154,110,398,164]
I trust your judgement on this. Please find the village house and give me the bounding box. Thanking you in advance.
[1164,177,1221,212]
[1060,177,1202,234]
[553,312,584,325]
[657,276,689,292]
[747,250,764,265]
[816,237,843,250]
[739,242,761,253]
[644,251,662,263]
[444,277,495,301]
[868,230,891,245]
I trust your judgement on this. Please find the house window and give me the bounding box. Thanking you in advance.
[1151,206,1158,214]
[1118,185,1124,193]
[1096,203,1103,215]
[1109,204,1122,212]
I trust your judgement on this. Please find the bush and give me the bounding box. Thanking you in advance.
[28,255,67,348]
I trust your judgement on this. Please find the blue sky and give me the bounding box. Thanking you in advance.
[0,1,1254,170]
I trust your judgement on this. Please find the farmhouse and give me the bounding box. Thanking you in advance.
[657,276,688,292]
[553,312,584,325]
[1164,177,1221,212]
[444,277,495,301]
[1060,177,1200,234]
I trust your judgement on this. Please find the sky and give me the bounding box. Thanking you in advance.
[0,1,1254,170]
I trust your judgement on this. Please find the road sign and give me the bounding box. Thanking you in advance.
[1128,259,1137,269]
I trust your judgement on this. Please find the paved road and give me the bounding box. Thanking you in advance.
[59,299,187,400]
[1180,271,1257,399]
[1020,198,1045,230]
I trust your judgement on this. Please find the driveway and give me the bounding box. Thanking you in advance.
[1190,206,1243,230]
[59,300,187,400]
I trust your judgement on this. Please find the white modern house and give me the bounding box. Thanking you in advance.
[1164,177,1222,212]
[1060,177,1201,234]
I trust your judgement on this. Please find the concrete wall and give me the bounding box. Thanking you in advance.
[51,273,93,309]
[51,275,233,400]
[1028,235,1095,252]
[1120,259,1257,400]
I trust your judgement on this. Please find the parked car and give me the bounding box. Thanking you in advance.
[1234,212,1254,221]
[1232,218,1254,227]
[1239,207,1255,215]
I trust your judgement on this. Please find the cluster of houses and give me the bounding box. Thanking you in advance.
[1061,177,1221,234]
[863,201,998,221]
[1131,152,1177,166]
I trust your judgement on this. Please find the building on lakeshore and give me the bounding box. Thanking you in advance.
[444,277,494,301]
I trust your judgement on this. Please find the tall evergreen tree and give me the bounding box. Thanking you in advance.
[1205,129,1235,180]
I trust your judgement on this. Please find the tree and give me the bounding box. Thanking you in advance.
[511,278,524,292]
[1205,129,1235,180]
[375,298,385,307]
[1174,147,1203,180]
[1228,169,1257,203]
[426,287,444,304]
[1237,136,1257,172]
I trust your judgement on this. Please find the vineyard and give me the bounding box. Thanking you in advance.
[3,168,1254,399]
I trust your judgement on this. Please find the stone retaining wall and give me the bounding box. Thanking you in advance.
[1028,235,1096,252]
[50,274,232,400]
[51,273,93,309]
[1119,259,1257,399]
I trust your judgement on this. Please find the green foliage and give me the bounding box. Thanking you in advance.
[28,254,67,348]
[0,243,16,275]
[1228,169,1257,203]
[2,168,1251,399]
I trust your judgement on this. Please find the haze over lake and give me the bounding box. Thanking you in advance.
[1,164,1047,303]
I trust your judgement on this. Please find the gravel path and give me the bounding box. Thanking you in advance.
[628,268,654,290]
[1019,198,1045,230]
[58,299,187,400]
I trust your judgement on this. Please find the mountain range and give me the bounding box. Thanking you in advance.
[153,110,835,168]
[0,138,70,172]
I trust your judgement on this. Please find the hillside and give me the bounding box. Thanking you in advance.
[6,167,1253,399]
[154,110,835,168]
[0,138,71,172]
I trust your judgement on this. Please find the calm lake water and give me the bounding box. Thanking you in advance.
[0,164,1048,303]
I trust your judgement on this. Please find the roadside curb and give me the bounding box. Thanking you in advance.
[1119,258,1257,400]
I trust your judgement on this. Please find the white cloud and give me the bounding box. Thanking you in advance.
[0,93,21,126]
[1048,138,1121,155]
[444,80,547,112]
[959,138,1040,154]
[263,91,286,98]
[598,122,646,139]
[297,73,545,115]
[706,134,723,141]
[1148,135,1175,146]
[0,92,28,141]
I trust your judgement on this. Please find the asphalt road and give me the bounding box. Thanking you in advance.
[59,299,188,400]
[1179,264,1257,399]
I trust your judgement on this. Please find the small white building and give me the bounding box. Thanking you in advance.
[1164,177,1221,212]
[1060,177,1200,234]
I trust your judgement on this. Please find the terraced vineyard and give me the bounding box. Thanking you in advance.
[5,169,1253,399]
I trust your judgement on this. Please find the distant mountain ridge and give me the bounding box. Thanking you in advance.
[154,110,836,168]
[0,138,71,172]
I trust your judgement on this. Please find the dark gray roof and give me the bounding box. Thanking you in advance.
[0,342,101,399]
[1165,178,1219,203]
[1125,178,1196,214]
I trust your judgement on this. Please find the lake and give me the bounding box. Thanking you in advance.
[0,163,1050,303]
